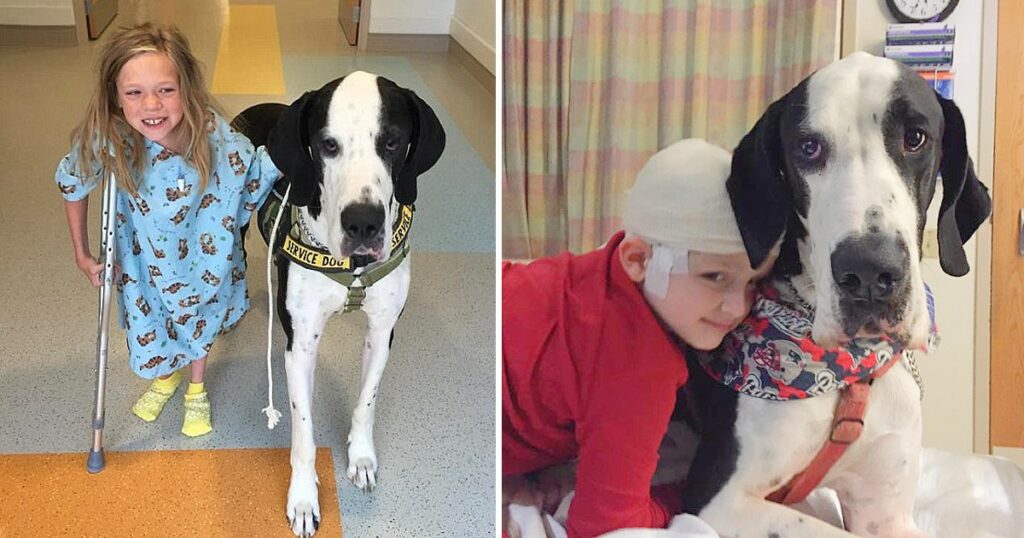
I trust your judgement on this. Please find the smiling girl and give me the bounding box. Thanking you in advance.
[55,23,280,437]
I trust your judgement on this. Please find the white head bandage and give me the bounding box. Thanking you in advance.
[622,139,745,298]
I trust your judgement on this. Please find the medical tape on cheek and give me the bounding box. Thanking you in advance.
[643,245,674,299]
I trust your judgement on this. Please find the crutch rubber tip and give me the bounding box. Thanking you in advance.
[87,449,105,473]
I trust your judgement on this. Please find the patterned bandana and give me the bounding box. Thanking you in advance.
[698,281,937,401]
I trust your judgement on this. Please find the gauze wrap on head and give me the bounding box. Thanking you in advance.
[622,139,745,298]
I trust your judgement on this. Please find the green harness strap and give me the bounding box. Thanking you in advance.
[338,241,411,313]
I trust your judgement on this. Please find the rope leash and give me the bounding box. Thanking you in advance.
[261,183,292,429]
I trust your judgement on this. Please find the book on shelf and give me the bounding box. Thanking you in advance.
[882,23,956,98]
[886,22,955,45]
[918,70,954,99]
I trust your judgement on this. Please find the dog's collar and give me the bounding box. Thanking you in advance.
[259,190,413,293]
[294,209,328,250]
[697,281,937,401]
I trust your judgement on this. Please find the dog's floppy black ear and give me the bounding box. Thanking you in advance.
[395,90,446,205]
[936,95,992,277]
[267,91,321,207]
[727,94,791,269]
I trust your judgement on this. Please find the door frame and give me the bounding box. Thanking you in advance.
[973,0,998,457]
[357,0,372,51]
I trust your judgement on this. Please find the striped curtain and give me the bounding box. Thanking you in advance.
[502,0,575,259]
[503,0,838,258]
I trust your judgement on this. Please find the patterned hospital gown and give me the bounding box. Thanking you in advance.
[56,112,280,379]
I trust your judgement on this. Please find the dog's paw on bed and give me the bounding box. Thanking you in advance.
[287,471,321,537]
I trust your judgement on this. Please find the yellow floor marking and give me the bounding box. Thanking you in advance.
[211,5,286,95]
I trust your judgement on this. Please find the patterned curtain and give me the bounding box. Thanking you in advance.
[502,0,575,259]
[502,0,838,258]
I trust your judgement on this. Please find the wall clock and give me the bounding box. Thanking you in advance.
[886,0,959,23]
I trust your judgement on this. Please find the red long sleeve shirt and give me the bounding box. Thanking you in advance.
[502,232,690,537]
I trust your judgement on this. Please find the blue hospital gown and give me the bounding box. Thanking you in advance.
[56,112,280,379]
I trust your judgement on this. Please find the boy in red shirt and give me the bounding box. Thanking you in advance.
[502,139,777,537]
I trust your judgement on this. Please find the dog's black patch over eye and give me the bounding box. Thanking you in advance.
[904,128,927,152]
[320,137,340,157]
[376,125,408,161]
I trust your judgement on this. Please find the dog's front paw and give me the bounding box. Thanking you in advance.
[286,470,321,537]
[347,434,378,492]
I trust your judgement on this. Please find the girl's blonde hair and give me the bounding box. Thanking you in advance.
[70,23,224,196]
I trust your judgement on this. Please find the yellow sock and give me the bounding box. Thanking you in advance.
[131,371,181,423]
[182,386,212,437]
[153,371,181,393]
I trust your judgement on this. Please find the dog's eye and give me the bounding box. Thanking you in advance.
[798,139,822,160]
[904,129,927,152]
[320,138,339,155]
[384,139,400,152]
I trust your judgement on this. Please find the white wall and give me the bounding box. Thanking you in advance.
[844,0,986,454]
[0,0,74,25]
[451,0,495,74]
[368,0,456,35]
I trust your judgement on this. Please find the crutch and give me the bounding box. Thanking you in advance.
[87,172,118,473]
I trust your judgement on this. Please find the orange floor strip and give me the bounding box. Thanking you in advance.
[0,447,341,538]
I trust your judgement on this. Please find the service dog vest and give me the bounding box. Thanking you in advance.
[258,187,413,313]
[697,281,937,401]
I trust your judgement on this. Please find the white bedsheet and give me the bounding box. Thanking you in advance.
[507,448,1024,538]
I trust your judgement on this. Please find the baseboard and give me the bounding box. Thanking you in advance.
[368,15,452,35]
[363,33,449,52]
[450,37,494,95]
[449,15,495,75]
[0,24,78,46]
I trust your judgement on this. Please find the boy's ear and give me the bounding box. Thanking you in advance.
[619,236,653,283]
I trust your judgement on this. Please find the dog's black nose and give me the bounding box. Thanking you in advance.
[340,203,385,242]
[830,234,909,303]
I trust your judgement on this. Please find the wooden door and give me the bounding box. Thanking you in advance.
[990,0,1024,449]
[338,0,361,46]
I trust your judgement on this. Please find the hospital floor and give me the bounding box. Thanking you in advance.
[0,1,495,536]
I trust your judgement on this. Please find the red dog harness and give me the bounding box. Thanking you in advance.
[767,357,898,504]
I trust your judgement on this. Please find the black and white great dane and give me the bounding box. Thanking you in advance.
[234,70,445,537]
[680,52,991,537]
